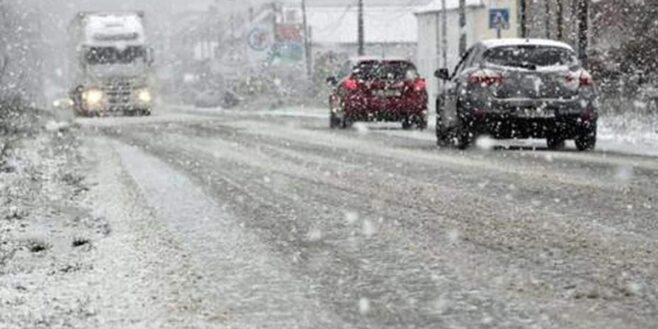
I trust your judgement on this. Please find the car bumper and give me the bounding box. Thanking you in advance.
[343,95,428,121]
[462,98,598,139]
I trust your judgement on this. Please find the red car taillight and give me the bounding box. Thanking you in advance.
[579,71,594,86]
[468,70,503,86]
[413,79,427,91]
[566,70,594,88]
[343,79,358,90]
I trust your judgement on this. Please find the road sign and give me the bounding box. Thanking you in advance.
[247,27,272,52]
[489,9,510,30]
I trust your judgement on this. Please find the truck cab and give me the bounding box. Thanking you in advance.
[69,12,154,116]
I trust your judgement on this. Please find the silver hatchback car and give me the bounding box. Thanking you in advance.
[435,39,598,151]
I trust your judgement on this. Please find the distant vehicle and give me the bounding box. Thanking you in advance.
[68,12,154,117]
[435,39,598,151]
[194,90,223,109]
[52,97,74,110]
[327,58,428,130]
[194,89,241,109]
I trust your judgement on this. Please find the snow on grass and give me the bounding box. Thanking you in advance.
[362,218,377,238]
[358,297,370,315]
[306,227,323,242]
[44,120,70,133]
[598,113,658,148]
[344,210,359,224]
[614,165,634,184]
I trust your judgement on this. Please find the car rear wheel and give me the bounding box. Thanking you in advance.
[455,125,473,150]
[437,119,472,149]
[436,99,451,146]
[416,116,428,130]
[436,116,450,146]
[546,135,566,150]
[402,118,413,130]
[330,100,350,129]
[330,112,341,129]
[575,132,596,151]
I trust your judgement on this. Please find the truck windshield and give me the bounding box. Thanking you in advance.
[85,46,146,65]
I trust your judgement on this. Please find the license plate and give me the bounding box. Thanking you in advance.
[374,90,401,97]
[516,107,555,118]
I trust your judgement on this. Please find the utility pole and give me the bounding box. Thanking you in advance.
[458,0,466,56]
[357,0,364,56]
[519,0,527,38]
[301,0,312,78]
[577,0,589,67]
[441,0,447,67]
[557,0,564,40]
[544,0,551,39]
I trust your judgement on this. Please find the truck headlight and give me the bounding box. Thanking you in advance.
[82,89,104,105]
[136,89,152,103]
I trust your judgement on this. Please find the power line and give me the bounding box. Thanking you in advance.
[312,0,357,35]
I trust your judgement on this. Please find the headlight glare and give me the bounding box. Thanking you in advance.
[83,89,104,105]
[137,89,152,103]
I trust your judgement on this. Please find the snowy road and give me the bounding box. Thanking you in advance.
[74,105,658,328]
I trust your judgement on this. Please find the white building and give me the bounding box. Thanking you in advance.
[307,5,419,60]
[415,0,520,109]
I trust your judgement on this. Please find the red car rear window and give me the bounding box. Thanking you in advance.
[352,61,419,81]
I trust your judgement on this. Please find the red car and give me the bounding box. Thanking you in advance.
[327,58,428,129]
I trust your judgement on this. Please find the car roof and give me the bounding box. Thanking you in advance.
[350,56,413,64]
[480,38,575,51]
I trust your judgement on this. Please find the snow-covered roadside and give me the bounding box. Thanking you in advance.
[2,106,244,327]
[598,114,658,156]
[262,106,658,157]
[0,110,110,328]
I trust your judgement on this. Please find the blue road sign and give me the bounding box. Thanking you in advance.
[248,27,271,51]
[489,9,510,30]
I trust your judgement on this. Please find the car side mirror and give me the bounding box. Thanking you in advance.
[326,76,338,86]
[434,68,450,80]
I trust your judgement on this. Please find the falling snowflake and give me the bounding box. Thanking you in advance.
[307,227,323,242]
[344,210,359,224]
[362,219,377,238]
[358,297,370,315]
[475,135,495,151]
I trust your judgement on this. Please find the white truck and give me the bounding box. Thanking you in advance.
[68,12,154,116]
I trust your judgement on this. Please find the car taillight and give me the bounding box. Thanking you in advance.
[414,79,427,91]
[566,71,594,88]
[579,71,593,86]
[344,79,358,90]
[468,70,503,86]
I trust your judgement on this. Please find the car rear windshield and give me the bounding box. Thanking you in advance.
[483,46,578,70]
[352,61,419,81]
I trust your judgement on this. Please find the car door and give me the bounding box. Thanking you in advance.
[440,47,476,130]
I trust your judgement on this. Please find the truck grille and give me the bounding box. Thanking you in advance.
[102,78,135,106]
